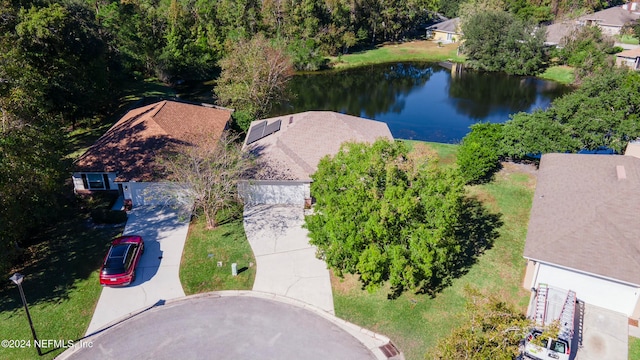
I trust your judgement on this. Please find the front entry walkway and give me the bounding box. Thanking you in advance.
[85,206,190,335]
[243,204,334,314]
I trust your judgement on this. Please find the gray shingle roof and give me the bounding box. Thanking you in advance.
[577,6,640,27]
[243,111,394,181]
[523,153,640,285]
[427,17,461,34]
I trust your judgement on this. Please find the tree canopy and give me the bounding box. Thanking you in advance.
[305,140,500,296]
[461,9,547,75]
[502,68,640,156]
[213,34,294,131]
[161,131,255,229]
[430,287,530,359]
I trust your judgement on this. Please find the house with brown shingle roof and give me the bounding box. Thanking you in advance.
[522,152,640,320]
[239,111,393,205]
[73,100,232,206]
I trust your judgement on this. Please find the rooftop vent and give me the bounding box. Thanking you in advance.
[617,165,626,180]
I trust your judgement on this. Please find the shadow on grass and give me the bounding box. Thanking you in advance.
[388,196,503,299]
[0,197,126,312]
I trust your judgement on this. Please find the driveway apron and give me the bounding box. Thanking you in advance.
[85,206,190,335]
[243,204,335,314]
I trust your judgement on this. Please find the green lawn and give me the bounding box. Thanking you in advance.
[618,35,640,45]
[332,143,534,360]
[329,41,465,69]
[179,219,256,294]
[631,337,640,360]
[539,66,575,85]
[0,196,124,360]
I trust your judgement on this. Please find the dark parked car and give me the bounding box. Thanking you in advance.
[99,235,144,286]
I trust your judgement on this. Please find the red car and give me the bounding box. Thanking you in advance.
[99,235,144,286]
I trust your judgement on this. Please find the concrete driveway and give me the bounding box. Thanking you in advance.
[243,205,334,314]
[85,206,190,335]
[573,303,628,359]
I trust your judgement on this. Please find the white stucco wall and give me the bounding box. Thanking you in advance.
[527,261,640,316]
[238,180,310,206]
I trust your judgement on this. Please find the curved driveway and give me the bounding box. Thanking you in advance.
[63,293,382,360]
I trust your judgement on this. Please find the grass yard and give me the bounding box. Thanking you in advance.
[179,219,256,294]
[631,337,640,360]
[332,143,534,360]
[539,65,575,85]
[0,195,124,360]
[618,35,640,45]
[328,40,464,69]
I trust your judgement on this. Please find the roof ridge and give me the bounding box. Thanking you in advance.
[276,138,315,176]
[148,100,168,131]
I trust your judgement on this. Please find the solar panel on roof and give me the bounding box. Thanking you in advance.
[246,121,267,144]
[246,119,282,144]
[263,119,281,137]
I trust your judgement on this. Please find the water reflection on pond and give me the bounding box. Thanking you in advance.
[269,62,571,143]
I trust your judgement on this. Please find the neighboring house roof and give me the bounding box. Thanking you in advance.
[75,100,232,182]
[427,17,461,34]
[523,153,640,285]
[243,111,394,181]
[616,47,640,58]
[576,6,640,27]
[544,21,577,46]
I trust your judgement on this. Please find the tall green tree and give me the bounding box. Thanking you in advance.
[502,68,640,157]
[1,2,112,127]
[214,34,294,130]
[557,25,615,82]
[461,9,547,75]
[305,140,467,295]
[457,123,504,184]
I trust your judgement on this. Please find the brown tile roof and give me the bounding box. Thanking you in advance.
[577,6,640,27]
[523,153,640,285]
[243,111,394,181]
[74,100,232,182]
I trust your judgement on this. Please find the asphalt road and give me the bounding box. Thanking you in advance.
[63,294,377,360]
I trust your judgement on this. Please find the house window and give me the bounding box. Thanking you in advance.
[81,173,111,190]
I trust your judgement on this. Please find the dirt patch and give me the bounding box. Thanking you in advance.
[330,270,361,295]
[500,161,538,177]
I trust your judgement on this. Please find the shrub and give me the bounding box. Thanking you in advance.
[457,123,504,184]
[91,209,128,224]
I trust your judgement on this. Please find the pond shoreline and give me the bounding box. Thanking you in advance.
[321,39,574,85]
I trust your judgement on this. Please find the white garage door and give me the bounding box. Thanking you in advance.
[238,180,310,206]
[534,263,640,316]
[125,182,190,207]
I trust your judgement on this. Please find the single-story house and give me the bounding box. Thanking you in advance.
[576,3,640,36]
[426,17,462,43]
[522,151,640,322]
[240,111,393,206]
[73,100,232,207]
[616,47,640,69]
[544,21,577,46]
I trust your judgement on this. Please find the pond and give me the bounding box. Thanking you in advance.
[269,62,572,143]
